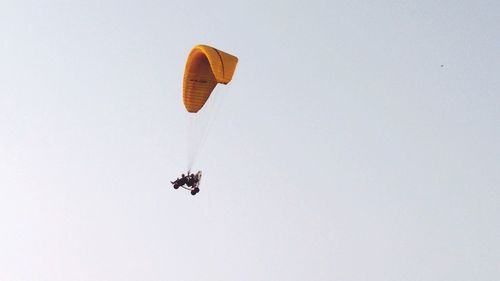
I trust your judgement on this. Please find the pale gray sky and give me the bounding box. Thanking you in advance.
[0,0,499,280]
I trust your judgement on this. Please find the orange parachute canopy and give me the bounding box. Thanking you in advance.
[183,45,238,113]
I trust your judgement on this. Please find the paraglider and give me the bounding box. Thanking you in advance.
[183,44,238,113]
[171,44,238,195]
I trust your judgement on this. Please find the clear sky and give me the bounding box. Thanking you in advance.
[0,0,499,280]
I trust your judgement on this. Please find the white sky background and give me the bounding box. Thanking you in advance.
[0,0,499,280]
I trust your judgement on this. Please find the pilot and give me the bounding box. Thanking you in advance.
[187,174,198,187]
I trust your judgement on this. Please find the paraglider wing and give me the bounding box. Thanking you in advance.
[183,45,238,113]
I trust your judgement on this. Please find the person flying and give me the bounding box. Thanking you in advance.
[171,171,202,195]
